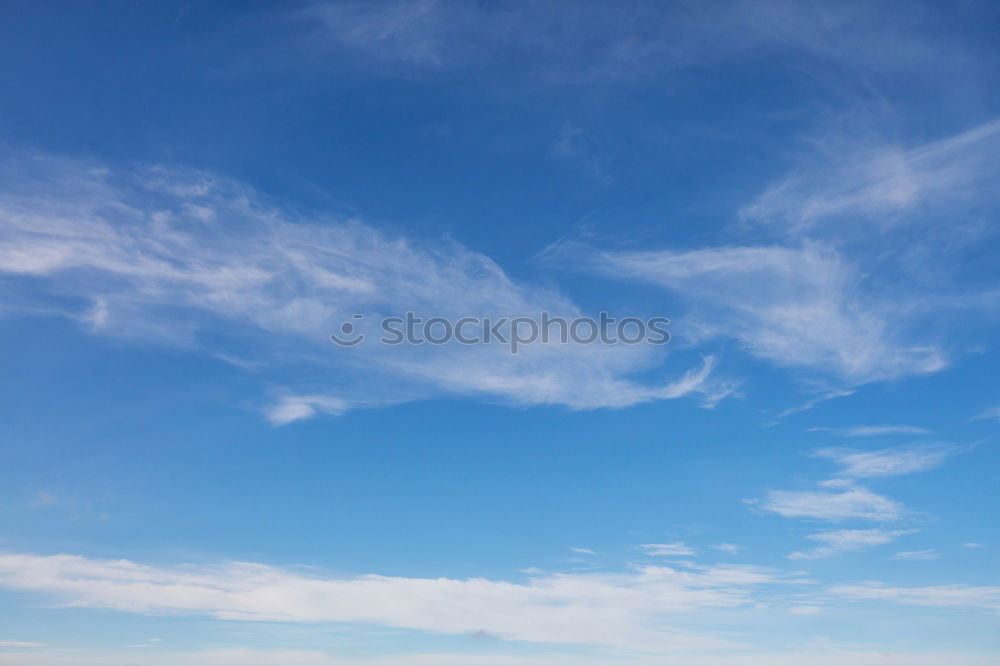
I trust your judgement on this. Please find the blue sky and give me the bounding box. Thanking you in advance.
[1,1,999,664]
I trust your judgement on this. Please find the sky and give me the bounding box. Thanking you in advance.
[0,1,999,664]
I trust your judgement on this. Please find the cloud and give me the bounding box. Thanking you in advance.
[263,394,354,425]
[1,647,999,666]
[753,484,905,522]
[574,117,995,402]
[974,406,1000,422]
[788,529,909,560]
[551,124,610,182]
[830,582,1000,613]
[0,642,44,648]
[639,543,695,557]
[732,120,1000,381]
[740,118,1000,236]
[787,605,823,615]
[751,441,966,528]
[711,544,745,555]
[0,551,803,653]
[775,389,856,418]
[569,119,1000,400]
[581,243,945,384]
[30,491,57,508]
[0,153,730,420]
[809,424,931,437]
[296,0,983,89]
[813,443,960,479]
[891,550,940,561]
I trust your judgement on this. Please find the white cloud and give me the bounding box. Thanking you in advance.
[813,443,960,479]
[30,491,57,508]
[891,550,940,561]
[729,120,1000,388]
[0,647,997,666]
[788,529,909,560]
[0,642,43,648]
[974,406,1000,422]
[830,583,1000,612]
[639,543,695,557]
[0,154,730,419]
[582,243,944,384]
[787,605,823,615]
[711,544,744,555]
[0,552,801,653]
[740,118,1000,235]
[297,0,979,89]
[775,388,855,418]
[569,118,995,400]
[263,394,354,425]
[753,484,905,522]
[751,441,964,530]
[810,424,931,437]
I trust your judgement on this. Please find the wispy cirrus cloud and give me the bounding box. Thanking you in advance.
[576,243,945,384]
[296,0,987,90]
[973,406,1000,422]
[558,117,1000,408]
[830,582,1000,612]
[639,543,695,557]
[813,442,962,479]
[0,153,730,421]
[741,118,1000,236]
[808,424,931,437]
[752,439,969,554]
[752,440,963,525]
[891,549,940,561]
[788,528,910,560]
[753,483,905,522]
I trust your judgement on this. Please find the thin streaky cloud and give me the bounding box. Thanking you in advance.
[575,243,945,384]
[813,443,961,479]
[808,424,931,437]
[752,484,905,522]
[0,154,731,419]
[297,0,986,89]
[740,117,1000,235]
[639,543,696,557]
[830,583,1000,612]
[973,406,1000,422]
[788,529,910,560]
[891,550,941,561]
